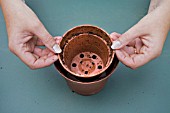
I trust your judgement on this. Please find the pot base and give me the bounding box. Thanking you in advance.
[54,55,119,96]
[66,79,107,96]
[71,52,104,77]
[55,25,119,96]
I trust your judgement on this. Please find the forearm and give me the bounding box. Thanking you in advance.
[149,0,170,21]
[0,0,26,29]
[159,0,170,30]
[148,0,170,13]
[148,0,161,13]
[0,0,24,5]
[148,0,170,30]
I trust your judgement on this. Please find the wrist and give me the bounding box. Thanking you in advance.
[21,0,25,3]
[149,0,170,30]
[148,0,170,12]
[0,0,24,6]
[1,0,26,26]
[159,3,170,30]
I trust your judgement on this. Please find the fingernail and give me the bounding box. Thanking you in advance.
[111,40,121,49]
[53,44,62,53]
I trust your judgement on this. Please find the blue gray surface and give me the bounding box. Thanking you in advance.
[0,0,170,113]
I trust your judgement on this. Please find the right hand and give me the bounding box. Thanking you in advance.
[1,0,62,69]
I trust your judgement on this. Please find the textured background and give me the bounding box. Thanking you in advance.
[0,0,170,113]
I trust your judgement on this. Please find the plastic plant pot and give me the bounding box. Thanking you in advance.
[54,25,119,95]
[58,25,115,79]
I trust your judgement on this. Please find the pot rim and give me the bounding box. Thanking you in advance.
[54,55,119,85]
[58,24,115,78]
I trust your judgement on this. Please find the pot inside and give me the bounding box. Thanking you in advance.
[63,33,110,77]
[59,25,114,78]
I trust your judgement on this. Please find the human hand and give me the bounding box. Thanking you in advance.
[0,0,62,69]
[110,2,170,69]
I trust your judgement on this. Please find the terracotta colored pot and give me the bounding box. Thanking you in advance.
[54,25,119,95]
[58,25,115,78]
[54,55,119,96]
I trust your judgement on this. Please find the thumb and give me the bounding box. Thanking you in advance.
[111,24,143,49]
[33,24,62,53]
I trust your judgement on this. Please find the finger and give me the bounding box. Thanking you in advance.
[19,50,58,69]
[33,55,58,68]
[129,53,151,69]
[33,23,62,53]
[110,32,121,41]
[54,36,62,44]
[33,47,55,57]
[116,49,138,69]
[32,36,44,46]
[135,38,143,53]
[127,39,136,47]
[124,38,143,54]
[30,55,58,69]
[54,36,62,40]
[110,32,121,37]
[123,38,143,54]
[111,24,144,50]
[33,53,40,59]
[36,38,44,46]
[123,46,136,55]
[116,48,152,69]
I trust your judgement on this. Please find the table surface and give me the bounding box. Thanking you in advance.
[0,0,170,113]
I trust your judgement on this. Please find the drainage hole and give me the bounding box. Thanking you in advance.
[80,53,84,58]
[84,71,88,74]
[98,65,102,69]
[72,63,77,67]
[92,55,97,59]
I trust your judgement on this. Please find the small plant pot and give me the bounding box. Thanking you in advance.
[59,25,115,78]
[54,55,119,96]
[54,25,119,95]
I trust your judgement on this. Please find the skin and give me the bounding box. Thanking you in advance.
[0,0,169,70]
[110,0,170,69]
[0,0,62,69]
